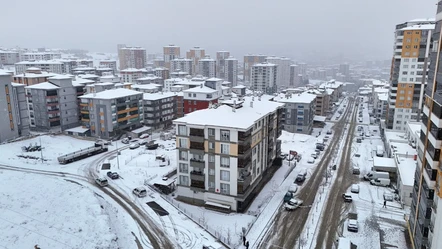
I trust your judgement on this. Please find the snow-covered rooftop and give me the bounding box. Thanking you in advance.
[72,78,94,86]
[143,92,177,101]
[378,93,388,102]
[11,82,25,87]
[14,72,57,78]
[373,157,396,169]
[132,84,160,90]
[273,92,316,104]
[232,85,246,89]
[16,60,63,65]
[401,24,435,31]
[396,157,417,186]
[94,82,114,86]
[49,75,72,80]
[206,77,223,81]
[254,62,276,67]
[183,86,217,93]
[407,121,421,135]
[120,68,142,73]
[25,82,59,90]
[174,96,284,130]
[80,88,142,100]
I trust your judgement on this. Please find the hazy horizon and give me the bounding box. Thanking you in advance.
[0,0,436,62]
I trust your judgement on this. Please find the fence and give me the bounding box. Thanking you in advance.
[124,150,147,165]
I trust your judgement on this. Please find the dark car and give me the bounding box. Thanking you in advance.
[295,174,306,183]
[107,171,119,179]
[284,192,293,203]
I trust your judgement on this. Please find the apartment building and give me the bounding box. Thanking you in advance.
[339,63,350,81]
[373,90,389,121]
[183,84,220,114]
[266,57,291,87]
[164,45,180,69]
[250,62,278,94]
[243,54,267,83]
[273,92,316,134]
[307,89,330,117]
[99,60,118,75]
[224,56,238,86]
[216,51,230,79]
[154,67,169,80]
[290,64,304,87]
[15,61,63,74]
[79,88,143,138]
[13,68,57,86]
[25,75,80,132]
[0,71,25,142]
[386,19,435,131]
[0,50,20,65]
[171,58,193,76]
[120,68,143,83]
[173,96,284,212]
[21,52,61,61]
[142,92,176,130]
[118,46,147,70]
[11,82,31,137]
[186,47,205,75]
[198,56,216,78]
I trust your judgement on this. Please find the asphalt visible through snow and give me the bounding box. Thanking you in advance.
[259,97,356,249]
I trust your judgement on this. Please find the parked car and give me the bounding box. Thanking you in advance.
[295,170,307,183]
[289,183,298,194]
[106,171,119,179]
[139,134,150,139]
[342,193,353,202]
[139,139,148,145]
[121,138,130,144]
[311,154,318,159]
[133,187,147,198]
[296,154,302,162]
[307,157,315,164]
[95,178,108,187]
[347,219,359,232]
[129,142,140,149]
[356,138,362,143]
[284,192,294,203]
[352,166,360,175]
[316,144,325,151]
[284,198,303,211]
[351,184,360,193]
[370,178,391,187]
[326,130,332,135]
[314,149,321,155]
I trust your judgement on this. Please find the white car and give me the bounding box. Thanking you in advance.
[133,187,147,198]
[307,157,315,164]
[288,183,298,194]
[351,184,360,193]
[284,198,303,211]
[129,142,140,149]
[347,219,358,232]
[139,134,150,139]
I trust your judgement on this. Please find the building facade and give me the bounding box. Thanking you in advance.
[265,57,291,88]
[118,46,147,70]
[224,56,238,86]
[11,83,31,137]
[142,92,176,130]
[0,51,20,65]
[198,57,216,78]
[250,62,278,94]
[20,52,61,61]
[216,51,230,79]
[99,60,118,75]
[120,68,143,83]
[386,19,435,131]
[173,97,284,212]
[171,58,193,76]
[0,72,21,142]
[164,45,180,69]
[183,85,220,114]
[186,47,205,75]
[243,54,267,83]
[274,92,316,134]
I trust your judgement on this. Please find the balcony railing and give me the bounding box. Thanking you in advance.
[190,172,205,183]
[190,159,205,168]
[190,141,204,150]
[189,128,204,137]
[238,143,251,154]
[238,156,251,168]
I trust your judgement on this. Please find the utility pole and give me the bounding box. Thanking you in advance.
[40,137,44,163]
[116,141,120,169]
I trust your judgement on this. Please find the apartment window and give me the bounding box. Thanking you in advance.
[188,93,191,97]
[401,77,407,81]
[220,130,230,141]
[399,90,405,94]
[188,108,192,112]
[209,155,215,162]
[179,138,188,148]
[220,183,230,195]
[209,168,215,176]
[179,163,188,173]
[193,94,196,97]
[403,65,408,68]
[209,142,215,150]
[404,52,410,56]
[409,78,414,82]
[179,151,187,160]
[209,181,215,189]
[179,175,189,186]
[221,143,230,154]
[412,58,417,62]
[178,125,187,135]
[402,71,408,75]
[404,59,409,62]
[220,170,230,181]
[406,39,411,43]
[397,115,402,118]
[221,157,230,168]
[208,128,215,136]
[411,65,416,69]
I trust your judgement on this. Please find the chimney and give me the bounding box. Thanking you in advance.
[232,105,236,112]
[250,101,253,108]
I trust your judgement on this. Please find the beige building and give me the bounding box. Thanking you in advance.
[118,46,147,70]
[186,47,206,75]
[244,54,267,83]
[163,45,180,69]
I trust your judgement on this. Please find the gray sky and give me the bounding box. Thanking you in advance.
[1,0,436,62]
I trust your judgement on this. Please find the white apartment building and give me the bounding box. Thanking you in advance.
[171,58,193,76]
[0,51,20,65]
[174,96,284,212]
[289,64,303,87]
[224,56,238,86]
[20,52,61,61]
[120,68,143,83]
[198,56,216,78]
[15,61,63,74]
[251,62,278,94]
[216,51,230,79]
[266,56,291,87]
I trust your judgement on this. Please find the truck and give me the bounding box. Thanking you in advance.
[58,143,108,164]
[363,171,389,181]
[370,178,391,187]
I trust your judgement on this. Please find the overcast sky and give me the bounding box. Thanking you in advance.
[0,0,436,62]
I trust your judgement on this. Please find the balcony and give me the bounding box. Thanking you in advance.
[190,158,205,168]
[47,109,60,115]
[189,128,204,137]
[49,116,60,122]
[238,143,251,155]
[46,101,59,106]
[189,141,204,153]
[237,172,252,194]
[238,130,252,142]
[190,180,205,191]
[238,156,252,168]
[190,171,205,181]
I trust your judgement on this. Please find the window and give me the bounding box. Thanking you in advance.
[209,181,215,189]
[179,138,188,148]
[179,151,187,160]
[220,183,230,194]
[220,130,230,141]
[403,65,408,68]
[179,163,188,173]
[404,52,410,56]
[397,115,402,118]
[401,77,407,81]
[220,170,230,181]
[402,71,408,75]
[403,58,409,62]
[209,155,215,162]
[221,157,230,168]
[208,128,215,136]
[179,175,189,186]
[399,90,405,94]
[178,125,187,135]
[411,65,416,69]
[209,142,215,150]
[188,93,192,97]
[209,168,215,176]
[221,143,230,154]
[409,78,414,82]
[193,94,196,97]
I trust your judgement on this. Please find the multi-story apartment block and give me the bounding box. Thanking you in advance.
[13,68,57,86]
[15,61,63,75]
[251,62,278,94]
[20,52,61,61]
[99,60,118,75]
[186,47,206,75]
[171,58,193,76]
[142,92,177,130]
[0,50,20,65]
[118,46,147,70]
[266,56,292,88]
[154,67,169,80]
[386,19,435,131]
[198,56,216,78]
[79,88,143,138]
[120,68,143,83]
[307,89,330,117]
[11,82,31,136]
[25,75,80,132]
[216,51,230,79]
[289,64,303,87]
[224,56,238,86]
[243,54,267,83]
[274,92,316,134]
[135,74,163,85]
[173,97,284,212]
[164,44,180,69]
[183,84,220,114]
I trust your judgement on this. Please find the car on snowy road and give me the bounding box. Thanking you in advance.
[95,178,108,187]
[307,157,315,164]
[133,187,147,198]
[284,198,303,211]
[350,184,359,193]
[347,219,358,232]
[107,171,119,179]
[342,193,353,202]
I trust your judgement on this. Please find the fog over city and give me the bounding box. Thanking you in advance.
[1,0,435,61]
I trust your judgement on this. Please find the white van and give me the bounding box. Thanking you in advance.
[133,187,147,198]
[376,145,384,157]
[370,178,390,187]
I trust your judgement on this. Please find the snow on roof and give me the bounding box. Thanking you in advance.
[254,62,276,67]
[401,24,435,31]
[378,93,388,102]
[120,68,142,73]
[26,67,41,70]
[14,72,57,78]
[408,18,435,23]
[137,75,161,80]
[11,82,25,87]
[397,157,417,186]
[16,60,62,65]
[385,131,408,143]
[174,96,284,130]
[273,92,316,104]
[390,142,417,157]
[80,88,142,100]
[96,67,112,71]
[221,86,230,90]
[143,92,176,101]
[0,70,12,76]
[79,74,99,78]
[49,75,72,80]
[132,84,160,90]
[374,88,389,93]
[65,126,89,133]
[183,86,217,93]
[313,116,327,122]
[232,85,246,89]
[131,126,151,134]
[72,78,94,86]
[373,157,396,169]
[25,82,59,90]
[206,77,223,81]
[94,82,114,86]
[407,122,421,135]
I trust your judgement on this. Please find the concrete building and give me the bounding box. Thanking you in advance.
[0,71,24,142]
[224,56,238,86]
[0,50,20,65]
[79,88,143,138]
[216,51,230,79]
[13,68,57,86]
[266,57,291,88]
[183,84,220,114]
[15,61,63,75]
[163,45,180,69]
[99,60,118,75]
[135,74,163,85]
[154,67,169,80]
[339,63,350,80]
[186,47,205,75]
[386,19,435,131]
[25,75,81,132]
[290,64,303,87]
[11,82,31,137]
[373,89,389,121]
[306,89,330,117]
[120,68,143,83]
[173,96,284,212]
[171,58,193,76]
[250,62,278,94]
[142,92,177,130]
[273,92,316,134]
[20,52,61,61]
[118,46,147,70]
[243,54,267,83]
[198,56,216,78]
